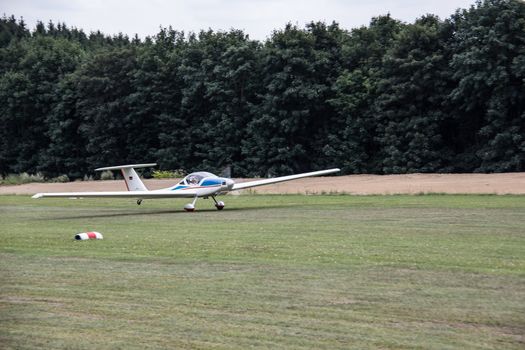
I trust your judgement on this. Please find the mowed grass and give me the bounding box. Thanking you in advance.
[0,194,524,349]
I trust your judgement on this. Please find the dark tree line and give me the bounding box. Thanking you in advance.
[1,0,524,178]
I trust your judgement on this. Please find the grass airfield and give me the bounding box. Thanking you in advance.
[1,194,524,349]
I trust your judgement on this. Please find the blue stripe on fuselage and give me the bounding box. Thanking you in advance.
[201,179,222,186]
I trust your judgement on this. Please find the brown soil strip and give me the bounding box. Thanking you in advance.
[1,173,524,195]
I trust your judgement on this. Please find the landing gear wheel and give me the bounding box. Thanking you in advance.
[184,203,195,212]
[211,195,225,210]
[215,201,225,210]
[184,196,198,212]
[137,199,142,205]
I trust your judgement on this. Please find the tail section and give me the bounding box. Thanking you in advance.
[95,163,156,191]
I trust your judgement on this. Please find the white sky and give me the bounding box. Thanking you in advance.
[1,0,475,41]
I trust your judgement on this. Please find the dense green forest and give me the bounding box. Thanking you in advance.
[0,0,524,178]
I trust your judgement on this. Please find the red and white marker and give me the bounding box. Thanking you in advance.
[75,231,103,240]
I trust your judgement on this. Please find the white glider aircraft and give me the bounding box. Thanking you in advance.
[32,164,340,211]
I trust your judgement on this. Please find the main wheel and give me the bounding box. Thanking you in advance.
[215,201,225,210]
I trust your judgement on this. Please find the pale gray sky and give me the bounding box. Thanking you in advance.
[2,0,475,40]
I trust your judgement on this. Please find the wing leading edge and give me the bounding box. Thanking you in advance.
[231,168,340,191]
[32,190,204,199]
[33,191,152,199]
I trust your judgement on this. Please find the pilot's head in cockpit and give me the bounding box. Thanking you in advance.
[187,175,199,185]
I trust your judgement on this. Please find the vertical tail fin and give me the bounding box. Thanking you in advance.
[95,163,156,191]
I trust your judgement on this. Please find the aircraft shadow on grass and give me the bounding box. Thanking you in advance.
[39,204,297,221]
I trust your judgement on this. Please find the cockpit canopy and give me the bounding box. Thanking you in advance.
[180,172,217,185]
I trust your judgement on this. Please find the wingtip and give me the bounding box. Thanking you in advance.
[32,193,43,199]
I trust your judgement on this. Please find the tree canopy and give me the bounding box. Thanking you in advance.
[1,0,524,178]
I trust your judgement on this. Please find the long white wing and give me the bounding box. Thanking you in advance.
[33,191,151,199]
[32,190,198,199]
[232,168,340,191]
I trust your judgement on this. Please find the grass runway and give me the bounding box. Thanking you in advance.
[1,194,524,349]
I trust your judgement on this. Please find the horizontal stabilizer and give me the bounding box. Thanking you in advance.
[95,163,157,171]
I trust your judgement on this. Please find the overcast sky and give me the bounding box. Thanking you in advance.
[2,0,475,41]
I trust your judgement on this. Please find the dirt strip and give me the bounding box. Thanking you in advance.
[1,173,524,195]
